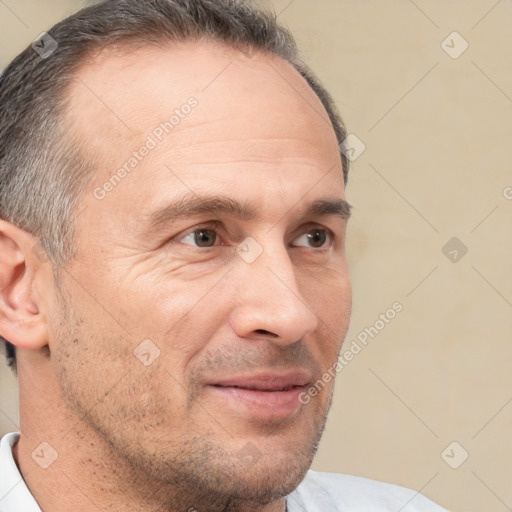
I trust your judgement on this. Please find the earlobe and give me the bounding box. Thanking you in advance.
[0,220,49,350]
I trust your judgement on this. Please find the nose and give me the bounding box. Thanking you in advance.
[229,243,319,345]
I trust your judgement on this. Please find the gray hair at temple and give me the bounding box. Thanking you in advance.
[0,0,349,372]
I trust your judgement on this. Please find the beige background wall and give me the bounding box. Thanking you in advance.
[1,1,511,511]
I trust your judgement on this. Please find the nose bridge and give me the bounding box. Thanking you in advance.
[230,237,318,342]
[249,235,299,300]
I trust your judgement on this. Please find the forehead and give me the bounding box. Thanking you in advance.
[65,40,344,226]
[67,40,340,158]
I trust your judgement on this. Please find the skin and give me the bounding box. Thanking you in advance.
[0,40,351,511]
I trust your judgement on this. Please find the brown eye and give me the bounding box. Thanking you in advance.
[306,229,327,248]
[193,229,217,247]
[292,228,331,249]
[180,228,218,247]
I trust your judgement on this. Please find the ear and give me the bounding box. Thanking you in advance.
[0,219,49,350]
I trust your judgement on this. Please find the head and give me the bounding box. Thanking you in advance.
[0,0,351,507]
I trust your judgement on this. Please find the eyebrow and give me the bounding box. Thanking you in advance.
[148,193,351,233]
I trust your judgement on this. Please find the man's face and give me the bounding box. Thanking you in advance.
[50,41,351,503]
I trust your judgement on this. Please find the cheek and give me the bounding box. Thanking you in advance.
[302,266,351,320]
[49,279,153,405]
[301,270,352,365]
[50,296,193,436]
[125,274,233,374]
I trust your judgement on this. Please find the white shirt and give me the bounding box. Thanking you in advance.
[0,432,448,511]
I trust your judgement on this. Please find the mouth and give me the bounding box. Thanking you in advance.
[207,371,311,420]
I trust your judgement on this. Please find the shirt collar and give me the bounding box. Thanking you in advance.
[0,432,42,511]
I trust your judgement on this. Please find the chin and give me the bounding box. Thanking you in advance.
[205,421,324,503]
[210,452,314,505]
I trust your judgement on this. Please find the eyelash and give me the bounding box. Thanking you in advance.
[175,222,335,251]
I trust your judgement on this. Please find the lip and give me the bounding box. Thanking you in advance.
[207,371,312,420]
[211,371,311,391]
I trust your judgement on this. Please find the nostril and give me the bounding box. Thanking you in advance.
[254,329,278,337]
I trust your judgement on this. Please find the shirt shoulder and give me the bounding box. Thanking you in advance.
[288,470,449,512]
[0,432,42,512]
